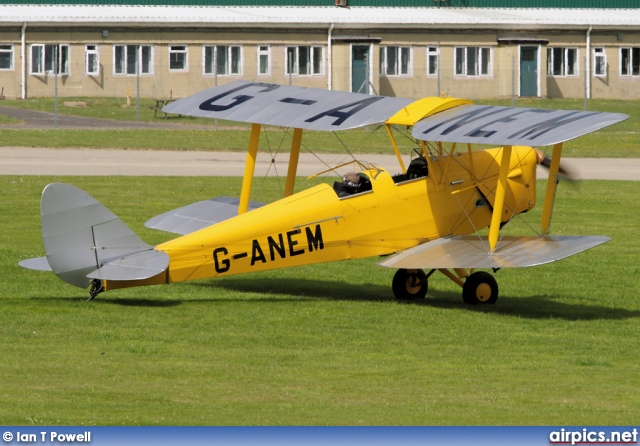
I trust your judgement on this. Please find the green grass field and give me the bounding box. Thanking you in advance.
[2,175,639,425]
[0,97,638,157]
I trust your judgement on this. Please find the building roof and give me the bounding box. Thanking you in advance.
[2,0,639,7]
[1,5,640,29]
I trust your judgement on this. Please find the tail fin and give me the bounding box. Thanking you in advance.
[20,183,169,289]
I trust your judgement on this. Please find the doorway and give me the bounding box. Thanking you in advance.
[520,46,539,97]
[351,45,371,94]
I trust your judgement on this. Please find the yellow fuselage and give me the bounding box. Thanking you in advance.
[104,146,538,290]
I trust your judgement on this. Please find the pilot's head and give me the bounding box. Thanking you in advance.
[343,172,361,187]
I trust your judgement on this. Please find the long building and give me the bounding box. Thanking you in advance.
[1,1,639,100]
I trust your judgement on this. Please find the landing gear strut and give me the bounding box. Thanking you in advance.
[392,268,429,300]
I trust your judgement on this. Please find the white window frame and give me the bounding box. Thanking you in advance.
[203,45,242,76]
[454,46,492,77]
[113,45,154,76]
[0,44,13,70]
[30,44,70,75]
[620,47,640,77]
[285,46,324,76]
[593,47,606,78]
[169,45,188,72]
[547,47,579,77]
[380,46,412,76]
[85,44,99,76]
[427,46,439,77]
[257,45,270,76]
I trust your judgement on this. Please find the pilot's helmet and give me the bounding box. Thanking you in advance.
[343,172,361,187]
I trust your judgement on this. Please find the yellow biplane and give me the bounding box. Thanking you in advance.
[20,81,628,304]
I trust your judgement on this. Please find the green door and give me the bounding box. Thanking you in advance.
[520,46,538,97]
[351,45,369,94]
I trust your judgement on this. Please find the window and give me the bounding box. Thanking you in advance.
[258,45,270,76]
[455,47,491,77]
[427,46,439,76]
[380,46,411,76]
[593,47,606,77]
[203,45,242,75]
[285,46,323,75]
[620,47,640,77]
[30,44,69,75]
[547,47,578,76]
[169,45,188,71]
[0,44,13,70]
[85,45,99,76]
[114,45,153,75]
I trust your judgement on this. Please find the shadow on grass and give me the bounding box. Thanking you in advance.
[31,277,640,321]
[30,296,183,308]
[213,277,640,321]
[96,298,183,308]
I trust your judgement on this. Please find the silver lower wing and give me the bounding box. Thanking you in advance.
[378,235,610,270]
[145,196,265,235]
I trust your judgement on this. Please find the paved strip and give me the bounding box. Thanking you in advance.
[0,105,211,130]
[0,147,375,177]
[1,147,638,180]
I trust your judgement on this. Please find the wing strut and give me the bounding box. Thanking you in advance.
[285,128,303,197]
[239,123,261,215]
[488,145,512,253]
[385,124,407,173]
[540,143,563,236]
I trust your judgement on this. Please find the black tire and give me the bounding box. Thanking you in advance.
[392,269,428,300]
[462,271,498,305]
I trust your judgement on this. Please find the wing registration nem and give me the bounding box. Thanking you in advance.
[412,104,628,147]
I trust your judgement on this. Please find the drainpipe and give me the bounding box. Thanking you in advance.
[21,22,27,99]
[586,25,592,99]
[327,23,334,90]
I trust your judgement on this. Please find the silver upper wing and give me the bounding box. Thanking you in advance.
[163,81,413,131]
[412,104,628,146]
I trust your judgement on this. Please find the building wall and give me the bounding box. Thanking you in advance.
[1,26,639,101]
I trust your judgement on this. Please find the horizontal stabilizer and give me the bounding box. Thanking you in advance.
[87,249,169,281]
[378,235,610,270]
[145,196,265,235]
[18,256,52,271]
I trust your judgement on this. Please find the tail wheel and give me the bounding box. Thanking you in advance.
[392,269,428,300]
[462,271,498,305]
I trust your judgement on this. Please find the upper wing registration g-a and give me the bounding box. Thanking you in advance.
[163,80,413,131]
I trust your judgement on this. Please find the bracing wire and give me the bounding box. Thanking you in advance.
[422,143,542,253]
[252,125,284,204]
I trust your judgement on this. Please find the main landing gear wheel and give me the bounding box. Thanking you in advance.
[462,271,498,305]
[392,269,428,300]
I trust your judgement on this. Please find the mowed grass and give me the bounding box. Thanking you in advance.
[2,175,640,425]
[0,96,639,157]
